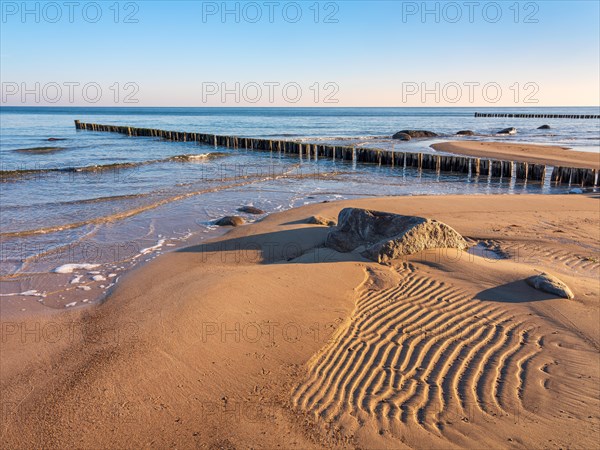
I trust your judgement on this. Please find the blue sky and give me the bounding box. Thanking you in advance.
[1,1,599,106]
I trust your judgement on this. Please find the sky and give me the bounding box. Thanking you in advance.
[1,0,599,107]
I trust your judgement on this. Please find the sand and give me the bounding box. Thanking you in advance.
[432,141,600,169]
[1,194,599,449]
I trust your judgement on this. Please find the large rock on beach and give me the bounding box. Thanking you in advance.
[392,132,411,141]
[456,130,475,136]
[526,272,574,299]
[215,216,245,227]
[326,208,468,263]
[394,130,438,138]
[497,127,517,135]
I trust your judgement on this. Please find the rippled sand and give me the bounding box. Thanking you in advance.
[1,194,598,449]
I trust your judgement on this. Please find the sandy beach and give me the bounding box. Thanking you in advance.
[2,192,598,449]
[432,141,600,169]
[3,0,600,446]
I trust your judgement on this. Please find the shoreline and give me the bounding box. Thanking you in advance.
[2,137,599,313]
[432,140,600,169]
[2,193,599,448]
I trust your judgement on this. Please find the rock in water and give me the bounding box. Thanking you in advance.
[326,208,468,263]
[456,130,475,136]
[394,130,438,138]
[526,273,574,299]
[537,125,551,129]
[215,216,245,227]
[392,132,411,141]
[307,215,337,226]
[497,127,517,135]
[237,206,265,214]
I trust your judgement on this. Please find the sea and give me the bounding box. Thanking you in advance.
[1,106,599,308]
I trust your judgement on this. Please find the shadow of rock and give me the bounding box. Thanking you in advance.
[177,227,355,264]
[476,280,558,303]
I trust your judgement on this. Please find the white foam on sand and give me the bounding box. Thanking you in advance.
[92,275,106,281]
[140,238,166,255]
[53,263,100,274]
[0,290,46,297]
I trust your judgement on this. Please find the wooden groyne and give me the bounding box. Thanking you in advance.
[74,120,599,187]
[475,112,600,119]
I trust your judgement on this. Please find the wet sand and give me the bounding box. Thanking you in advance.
[432,141,600,169]
[1,193,599,449]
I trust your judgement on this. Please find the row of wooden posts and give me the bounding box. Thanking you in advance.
[474,112,600,119]
[74,120,598,187]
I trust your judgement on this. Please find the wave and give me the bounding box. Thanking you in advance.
[0,152,230,181]
[13,146,67,154]
[0,193,152,210]
[0,169,343,239]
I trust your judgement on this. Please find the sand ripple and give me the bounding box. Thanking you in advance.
[292,263,546,436]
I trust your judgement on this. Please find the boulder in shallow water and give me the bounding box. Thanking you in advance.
[215,216,245,227]
[392,132,412,141]
[394,130,438,138]
[326,208,468,263]
[537,125,551,130]
[307,215,337,226]
[526,272,574,299]
[237,206,265,215]
[456,130,475,136]
[497,127,517,135]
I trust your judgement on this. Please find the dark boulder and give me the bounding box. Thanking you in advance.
[392,132,412,141]
[215,216,245,227]
[456,130,475,136]
[394,130,438,139]
[537,125,551,130]
[237,206,265,215]
[497,127,517,135]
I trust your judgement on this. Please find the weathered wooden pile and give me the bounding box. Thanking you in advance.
[74,120,598,187]
[475,112,600,119]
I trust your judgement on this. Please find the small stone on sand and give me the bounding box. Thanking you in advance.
[526,272,574,299]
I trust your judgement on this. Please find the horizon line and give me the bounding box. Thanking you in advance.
[2,105,600,109]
